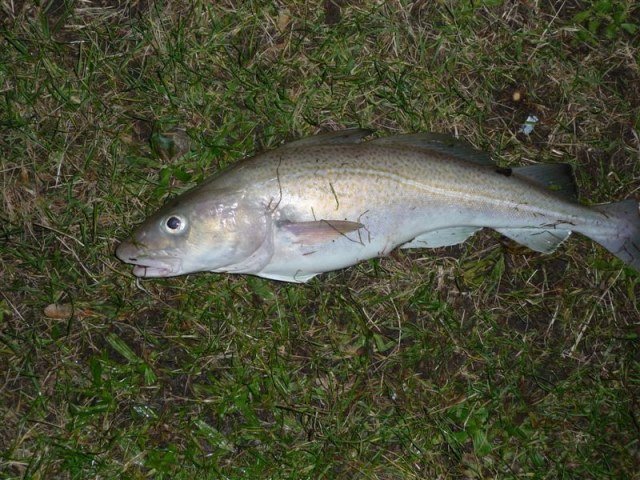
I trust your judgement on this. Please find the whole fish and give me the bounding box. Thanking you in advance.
[116,129,640,282]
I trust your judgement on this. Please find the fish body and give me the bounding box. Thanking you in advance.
[116,129,640,281]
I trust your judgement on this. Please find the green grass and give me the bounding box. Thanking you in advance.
[2,0,640,478]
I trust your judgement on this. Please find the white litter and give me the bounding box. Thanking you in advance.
[519,115,539,135]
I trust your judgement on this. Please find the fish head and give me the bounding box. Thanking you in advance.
[116,188,267,278]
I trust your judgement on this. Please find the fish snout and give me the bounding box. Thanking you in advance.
[115,240,182,277]
[115,240,139,263]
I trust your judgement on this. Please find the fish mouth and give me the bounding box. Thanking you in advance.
[131,263,176,278]
[116,242,182,278]
[125,257,181,278]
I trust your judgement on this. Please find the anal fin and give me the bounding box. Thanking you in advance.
[496,227,571,253]
[401,227,480,249]
[255,271,319,283]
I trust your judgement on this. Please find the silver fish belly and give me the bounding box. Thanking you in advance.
[116,129,640,282]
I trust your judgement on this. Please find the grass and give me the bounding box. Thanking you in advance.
[1,0,639,478]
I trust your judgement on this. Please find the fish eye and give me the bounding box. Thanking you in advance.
[164,216,186,233]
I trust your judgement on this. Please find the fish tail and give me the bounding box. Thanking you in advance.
[588,199,640,271]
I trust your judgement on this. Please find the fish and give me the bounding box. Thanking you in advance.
[116,128,640,282]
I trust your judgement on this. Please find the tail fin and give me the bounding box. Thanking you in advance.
[590,199,640,271]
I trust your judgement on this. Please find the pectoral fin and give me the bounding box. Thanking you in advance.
[279,220,364,244]
[496,227,571,253]
[401,227,481,249]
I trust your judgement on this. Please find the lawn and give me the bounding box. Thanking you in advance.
[1,1,639,478]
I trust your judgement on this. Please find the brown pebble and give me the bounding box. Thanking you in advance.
[44,303,73,319]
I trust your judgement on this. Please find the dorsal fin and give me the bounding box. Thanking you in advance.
[370,133,494,166]
[281,128,373,149]
[512,163,578,199]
